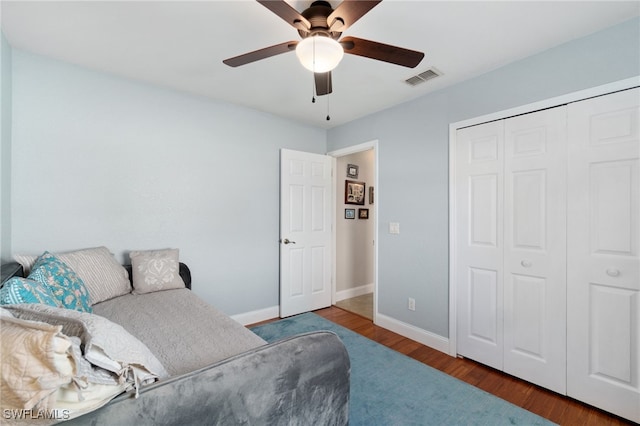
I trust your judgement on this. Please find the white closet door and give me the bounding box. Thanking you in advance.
[456,120,505,370]
[503,107,567,394]
[567,88,640,423]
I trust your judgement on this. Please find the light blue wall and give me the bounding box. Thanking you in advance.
[6,17,639,329]
[10,50,326,315]
[327,17,640,338]
[0,33,12,262]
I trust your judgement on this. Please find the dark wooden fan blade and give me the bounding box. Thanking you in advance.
[257,0,311,32]
[327,0,381,32]
[223,41,298,67]
[340,36,424,68]
[315,72,332,96]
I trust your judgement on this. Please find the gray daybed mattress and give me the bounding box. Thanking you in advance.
[92,289,267,376]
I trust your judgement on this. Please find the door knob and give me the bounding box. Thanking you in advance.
[606,268,620,277]
[281,238,296,245]
[521,259,532,268]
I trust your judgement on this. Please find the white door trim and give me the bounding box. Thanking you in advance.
[448,76,640,357]
[327,140,379,323]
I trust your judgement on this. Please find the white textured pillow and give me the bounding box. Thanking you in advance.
[12,253,38,275]
[14,247,131,305]
[129,249,185,295]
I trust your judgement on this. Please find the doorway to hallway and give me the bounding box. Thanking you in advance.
[328,141,378,323]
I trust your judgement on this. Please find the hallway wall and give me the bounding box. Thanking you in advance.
[335,149,375,299]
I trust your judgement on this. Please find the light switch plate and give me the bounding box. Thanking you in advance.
[389,222,400,234]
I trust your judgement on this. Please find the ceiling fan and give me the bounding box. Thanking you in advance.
[223,0,425,97]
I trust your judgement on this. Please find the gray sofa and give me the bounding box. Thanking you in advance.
[1,262,350,425]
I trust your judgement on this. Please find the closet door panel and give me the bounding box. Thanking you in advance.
[590,160,637,256]
[567,88,640,423]
[510,274,546,354]
[503,106,567,394]
[456,121,504,370]
[512,170,546,249]
[469,175,499,247]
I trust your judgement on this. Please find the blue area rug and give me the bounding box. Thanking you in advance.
[251,313,555,426]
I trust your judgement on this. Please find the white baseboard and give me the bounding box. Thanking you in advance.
[231,305,279,326]
[232,303,451,357]
[334,283,374,302]
[375,313,450,355]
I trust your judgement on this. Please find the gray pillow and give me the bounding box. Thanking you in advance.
[129,249,185,295]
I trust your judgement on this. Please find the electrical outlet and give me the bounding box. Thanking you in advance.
[408,297,416,311]
[389,222,400,234]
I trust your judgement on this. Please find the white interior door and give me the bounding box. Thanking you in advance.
[456,120,505,370]
[567,88,640,423]
[280,149,333,318]
[503,106,567,394]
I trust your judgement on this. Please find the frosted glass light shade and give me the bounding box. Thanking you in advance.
[295,36,344,73]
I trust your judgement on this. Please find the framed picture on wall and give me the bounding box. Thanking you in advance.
[369,186,374,204]
[345,208,355,219]
[346,164,359,179]
[358,208,369,219]
[345,180,366,205]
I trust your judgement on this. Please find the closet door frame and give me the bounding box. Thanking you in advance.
[448,76,640,357]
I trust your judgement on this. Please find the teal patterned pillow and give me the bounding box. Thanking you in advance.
[29,252,93,313]
[0,277,59,306]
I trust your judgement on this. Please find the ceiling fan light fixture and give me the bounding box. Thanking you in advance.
[295,36,344,73]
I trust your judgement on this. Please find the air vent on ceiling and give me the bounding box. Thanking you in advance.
[405,68,441,87]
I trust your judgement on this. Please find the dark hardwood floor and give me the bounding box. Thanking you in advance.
[312,306,635,426]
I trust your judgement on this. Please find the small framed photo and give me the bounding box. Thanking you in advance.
[369,186,374,204]
[358,208,369,219]
[345,208,355,219]
[346,164,359,179]
[345,180,366,205]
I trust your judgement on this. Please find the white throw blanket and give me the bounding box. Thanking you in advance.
[1,304,168,423]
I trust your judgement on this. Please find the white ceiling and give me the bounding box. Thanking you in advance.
[2,1,638,128]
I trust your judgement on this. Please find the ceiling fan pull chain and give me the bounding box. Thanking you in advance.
[312,36,318,104]
[326,94,331,121]
[312,36,316,72]
[312,74,316,103]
